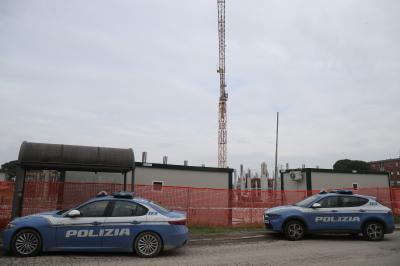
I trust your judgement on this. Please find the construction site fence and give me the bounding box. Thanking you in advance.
[0,181,399,228]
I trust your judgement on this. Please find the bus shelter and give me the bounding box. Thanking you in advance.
[11,141,135,219]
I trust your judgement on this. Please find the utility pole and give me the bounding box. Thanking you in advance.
[274,112,279,190]
[217,0,228,168]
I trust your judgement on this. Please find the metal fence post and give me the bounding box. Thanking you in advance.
[186,187,191,224]
[56,171,66,210]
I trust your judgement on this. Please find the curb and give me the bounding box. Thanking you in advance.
[189,234,267,244]
[189,230,267,243]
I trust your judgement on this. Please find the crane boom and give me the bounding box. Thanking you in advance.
[217,0,227,168]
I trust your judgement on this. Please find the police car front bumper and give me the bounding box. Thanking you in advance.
[386,225,395,234]
[264,214,282,232]
[1,227,15,252]
[264,222,273,230]
[264,221,280,232]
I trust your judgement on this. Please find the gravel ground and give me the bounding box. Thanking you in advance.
[1,231,399,266]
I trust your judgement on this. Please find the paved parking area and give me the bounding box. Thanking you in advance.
[1,231,399,266]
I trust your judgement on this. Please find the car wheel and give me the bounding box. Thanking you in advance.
[11,229,41,257]
[134,232,162,258]
[284,220,305,241]
[363,221,384,241]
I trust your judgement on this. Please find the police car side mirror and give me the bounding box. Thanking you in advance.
[67,209,81,218]
[311,203,321,208]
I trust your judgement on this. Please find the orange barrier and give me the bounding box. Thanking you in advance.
[0,181,399,228]
[0,182,14,229]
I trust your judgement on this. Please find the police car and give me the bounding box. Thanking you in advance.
[3,192,188,257]
[264,190,395,241]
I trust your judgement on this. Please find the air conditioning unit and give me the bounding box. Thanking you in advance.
[289,171,303,182]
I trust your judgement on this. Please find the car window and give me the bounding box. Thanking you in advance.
[111,201,148,217]
[341,196,368,207]
[145,201,171,213]
[136,204,148,216]
[78,200,109,217]
[317,196,340,208]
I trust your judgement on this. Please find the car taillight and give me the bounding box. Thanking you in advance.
[169,220,186,225]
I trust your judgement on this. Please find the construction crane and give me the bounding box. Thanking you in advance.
[217,0,228,168]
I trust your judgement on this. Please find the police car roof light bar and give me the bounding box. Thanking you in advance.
[112,191,134,199]
[96,191,108,197]
[330,190,353,195]
[319,189,328,194]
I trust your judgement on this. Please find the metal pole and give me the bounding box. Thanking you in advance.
[56,171,66,210]
[123,172,127,191]
[274,112,279,190]
[131,169,135,193]
[131,149,135,193]
[11,166,26,219]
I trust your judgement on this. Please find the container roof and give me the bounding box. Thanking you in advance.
[135,162,234,173]
[18,141,134,172]
[281,168,388,176]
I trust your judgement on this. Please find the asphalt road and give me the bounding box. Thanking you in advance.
[1,232,399,266]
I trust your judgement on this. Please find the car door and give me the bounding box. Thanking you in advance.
[55,200,109,250]
[336,196,368,231]
[307,196,341,232]
[102,200,148,250]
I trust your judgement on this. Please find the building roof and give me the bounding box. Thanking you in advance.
[281,168,388,176]
[135,162,234,173]
[369,158,400,163]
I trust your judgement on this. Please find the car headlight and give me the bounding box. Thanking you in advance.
[5,223,16,229]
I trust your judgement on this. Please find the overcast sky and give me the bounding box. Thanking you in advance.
[0,0,399,173]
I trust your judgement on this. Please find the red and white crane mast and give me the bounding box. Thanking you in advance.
[217,0,228,168]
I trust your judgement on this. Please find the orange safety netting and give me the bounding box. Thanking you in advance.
[0,181,399,228]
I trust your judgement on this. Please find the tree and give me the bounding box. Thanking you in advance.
[333,159,371,171]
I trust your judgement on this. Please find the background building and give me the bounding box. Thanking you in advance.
[279,168,390,194]
[370,158,400,188]
[61,163,233,190]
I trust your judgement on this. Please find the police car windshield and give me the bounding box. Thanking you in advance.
[56,209,69,215]
[294,195,320,207]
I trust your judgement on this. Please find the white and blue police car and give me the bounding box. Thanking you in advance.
[264,190,395,241]
[3,192,188,257]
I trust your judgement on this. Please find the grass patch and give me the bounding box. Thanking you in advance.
[189,225,264,234]
[394,216,400,224]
